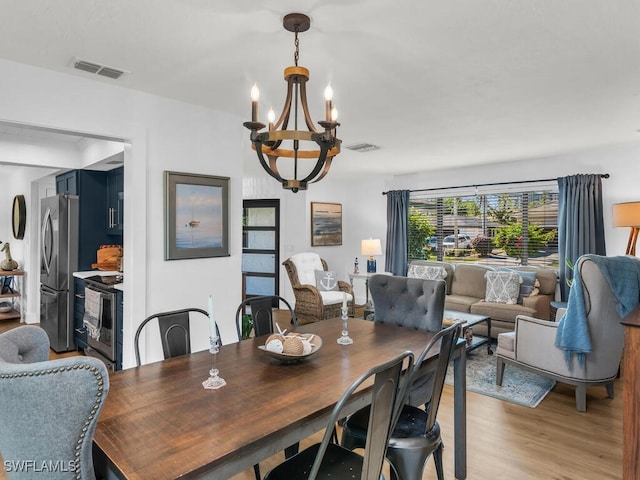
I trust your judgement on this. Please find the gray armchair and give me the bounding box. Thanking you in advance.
[495,256,631,411]
[0,326,109,479]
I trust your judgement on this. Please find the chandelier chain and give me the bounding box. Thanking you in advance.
[294,29,299,66]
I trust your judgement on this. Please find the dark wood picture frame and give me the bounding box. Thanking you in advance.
[164,171,230,260]
[311,202,342,246]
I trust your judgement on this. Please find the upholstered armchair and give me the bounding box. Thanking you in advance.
[0,325,110,479]
[282,252,354,325]
[496,255,635,411]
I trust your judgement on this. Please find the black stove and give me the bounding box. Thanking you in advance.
[85,274,123,289]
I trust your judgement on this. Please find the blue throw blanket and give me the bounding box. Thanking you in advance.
[555,255,640,368]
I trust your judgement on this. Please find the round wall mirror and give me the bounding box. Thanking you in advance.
[12,195,26,240]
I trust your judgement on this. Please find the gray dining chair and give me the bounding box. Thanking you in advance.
[341,322,462,480]
[263,350,414,480]
[368,274,447,407]
[0,325,110,480]
[134,307,220,367]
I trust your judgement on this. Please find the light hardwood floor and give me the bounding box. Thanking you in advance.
[2,319,622,479]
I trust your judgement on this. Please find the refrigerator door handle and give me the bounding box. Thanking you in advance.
[41,207,53,275]
[40,285,58,296]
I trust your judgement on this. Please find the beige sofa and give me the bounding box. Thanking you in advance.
[408,260,557,338]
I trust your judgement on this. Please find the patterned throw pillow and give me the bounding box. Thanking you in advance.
[497,268,538,305]
[315,270,339,291]
[407,265,448,280]
[484,271,521,304]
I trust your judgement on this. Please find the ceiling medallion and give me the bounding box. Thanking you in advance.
[243,13,341,193]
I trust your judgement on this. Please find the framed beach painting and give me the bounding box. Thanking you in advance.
[164,171,230,260]
[311,202,342,246]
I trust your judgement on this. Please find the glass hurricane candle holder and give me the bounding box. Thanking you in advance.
[202,336,227,390]
[337,307,353,345]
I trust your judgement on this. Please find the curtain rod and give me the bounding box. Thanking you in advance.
[382,173,609,195]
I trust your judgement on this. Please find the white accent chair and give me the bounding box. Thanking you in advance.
[495,256,626,412]
[282,252,353,325]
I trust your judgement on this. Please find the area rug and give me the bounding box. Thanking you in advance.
[445,347,555,408]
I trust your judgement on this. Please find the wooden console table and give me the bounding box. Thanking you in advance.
[621,304,640,480]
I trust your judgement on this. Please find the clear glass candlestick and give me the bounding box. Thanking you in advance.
[337,307,353,345]
[202,336,227,390]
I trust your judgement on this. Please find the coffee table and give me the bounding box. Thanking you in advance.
[443,310,492,354]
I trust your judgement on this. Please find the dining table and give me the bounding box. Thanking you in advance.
[93,317,467,479]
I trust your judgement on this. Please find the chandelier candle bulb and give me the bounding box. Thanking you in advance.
[268,108,275,130]
[250,84,259,122]
[324,84,333,121]
[331,107,339,122]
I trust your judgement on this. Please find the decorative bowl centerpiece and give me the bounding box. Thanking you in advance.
[258,333,322,364]
[0,301,13,313]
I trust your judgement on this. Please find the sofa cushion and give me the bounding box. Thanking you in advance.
[315,270,339,291]
[320,290,353,305]
[290,252,324,286]
[445,295,479,313]
[450,264,493,298]
[484,271,521,304]
[407,264,447,281]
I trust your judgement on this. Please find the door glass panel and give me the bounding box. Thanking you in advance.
[242,254,275,274]
[244,207,276,227]
[245,276,275,296]
[243,231,275,250]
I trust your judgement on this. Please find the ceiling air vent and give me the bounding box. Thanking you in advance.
[72,58,127,80]
[345,143,381,153]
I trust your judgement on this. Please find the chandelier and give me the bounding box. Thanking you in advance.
[243,13,341,193]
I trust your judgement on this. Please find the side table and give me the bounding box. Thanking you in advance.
[550,301,568,321]
[348,271,392,318]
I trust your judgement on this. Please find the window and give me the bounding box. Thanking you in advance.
[408,182,559,268]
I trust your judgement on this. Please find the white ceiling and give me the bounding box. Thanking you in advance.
[1,0,639,180]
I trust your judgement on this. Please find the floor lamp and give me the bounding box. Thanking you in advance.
[612,201,640,256]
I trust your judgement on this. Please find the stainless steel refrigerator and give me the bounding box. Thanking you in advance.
[40,194,79,352]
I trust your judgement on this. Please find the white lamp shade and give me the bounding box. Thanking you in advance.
[613,202,640,227]
[361,238,382,256]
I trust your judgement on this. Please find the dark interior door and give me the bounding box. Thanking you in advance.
[242,199,280,302]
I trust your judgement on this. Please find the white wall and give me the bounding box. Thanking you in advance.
[242,174,388,305]
[0,58,244,368]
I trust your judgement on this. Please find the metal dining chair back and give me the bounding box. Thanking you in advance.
[134,308,218,367]
[341,322,462,480]
[264,350,414,480]
[234,295,298,480]
[235,295,297,340]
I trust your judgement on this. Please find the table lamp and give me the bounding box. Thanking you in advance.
[361,238,382,273]
[612,201,640,255]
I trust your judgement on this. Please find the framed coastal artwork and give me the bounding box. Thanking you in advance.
[164,171,230,260]
[311,202,342,246]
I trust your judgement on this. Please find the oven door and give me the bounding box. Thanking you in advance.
[85,286,117,363]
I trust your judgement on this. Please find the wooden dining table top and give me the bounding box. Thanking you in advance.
[93,317,466,480]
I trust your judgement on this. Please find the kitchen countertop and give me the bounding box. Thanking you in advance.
[73,270,121,279]
[74,271,124,292]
